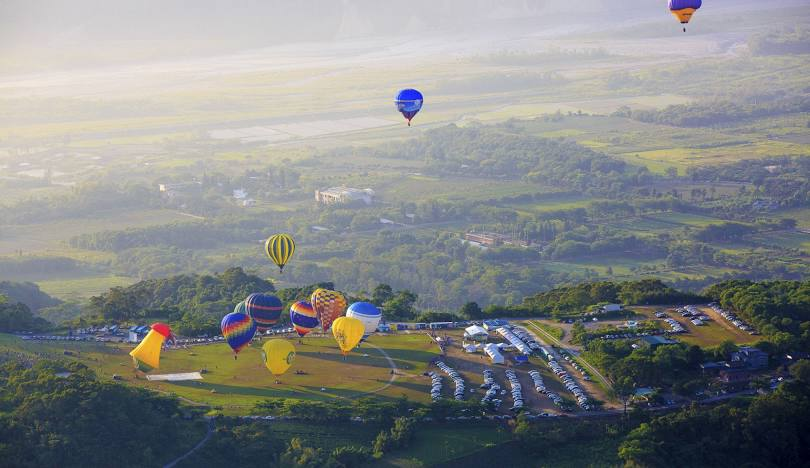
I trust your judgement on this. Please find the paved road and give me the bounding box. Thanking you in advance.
[163,417,214,468]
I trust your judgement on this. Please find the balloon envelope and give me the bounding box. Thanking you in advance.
[262,339,296,376]
[395,88,423,125]
[310,288,347,332]
[265,234,295,273]
[221,312,257,355]
[130,322,172,372]
[245,293,283,331]
[668,0,701,24]
[290,300,319,337]
[346,302,382,339]
[331,316,365,355]
[233,301,246,315]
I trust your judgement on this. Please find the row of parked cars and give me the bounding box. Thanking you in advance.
[661,316,686,333]
[708,303,758,335]
[21,335,102,342]
[480,369,503,410]
[548,359,591,411]
[559,349,591,381]
[427,372,443,402]
[505,369,524,411]
[435,361,466,401]
[528,369,564,407]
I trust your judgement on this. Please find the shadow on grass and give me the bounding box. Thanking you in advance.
[297,350,391,368]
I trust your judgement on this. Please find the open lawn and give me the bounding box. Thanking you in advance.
[0,332,440,414]
[36,275,137,301]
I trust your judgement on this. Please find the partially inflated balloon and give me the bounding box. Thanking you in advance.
[262,339,296,376]
[290,300,318,337]
[331,316,365,355]
[669,0,701,31]
[346,302,382,340]
[310,288,347,332]
[233,301,246,315]
[395,89,423,126]
[221,312,256,356]
[130,322,173,372]
[245,293,283,331]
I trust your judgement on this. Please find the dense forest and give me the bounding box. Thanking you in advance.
[705,280,810,352]
[85,267,274,335]
[0,295,51,332]
[614,94,810,128]
[618,360,810,467]
[0,360,205,467]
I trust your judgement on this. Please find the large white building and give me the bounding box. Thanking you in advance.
[315,187,374,206]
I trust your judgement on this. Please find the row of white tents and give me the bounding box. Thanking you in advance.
[510,326,543,353]
[435,361,466,401]
[495,327,531,355]
[483,343,505,364]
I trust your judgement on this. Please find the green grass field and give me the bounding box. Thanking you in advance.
[0,332,440,414]
[36,275,137,301]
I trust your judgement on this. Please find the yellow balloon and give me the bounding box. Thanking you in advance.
[262,339,296,376]
[331,316,365,355]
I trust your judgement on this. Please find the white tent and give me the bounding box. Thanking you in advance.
[484,343,504,364]
[464,325,489,341]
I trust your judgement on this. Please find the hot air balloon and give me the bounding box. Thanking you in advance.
[290,300,319,337]
[233,300,247,315]
[265,234,295,273]
[262,339,296,377]
[310,288,347,332]
[130,322,174,372]
[346,302,382,341]
[669,0,701,32]
[331,316,365,356]
[221,312,257,358]
[395,89,423,126]
[245,293,283,332]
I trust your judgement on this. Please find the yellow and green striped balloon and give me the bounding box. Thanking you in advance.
[265,234,295,273]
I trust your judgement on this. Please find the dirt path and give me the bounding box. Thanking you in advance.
[163,417,214,468]
[358,343,399,395]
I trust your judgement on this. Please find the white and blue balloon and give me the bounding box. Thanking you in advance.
[346,302,382,341]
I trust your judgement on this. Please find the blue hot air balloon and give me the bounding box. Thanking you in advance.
[244,293,283,332]
[395,89,423,126]
[346,302,382,340]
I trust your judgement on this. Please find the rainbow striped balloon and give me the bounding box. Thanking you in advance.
[221,312,257,355]
[290,300,319,337]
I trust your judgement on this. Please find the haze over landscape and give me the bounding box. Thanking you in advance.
[1,1,810,467]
